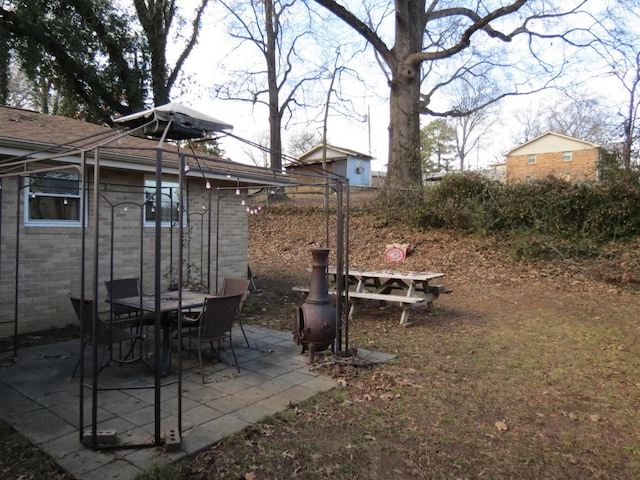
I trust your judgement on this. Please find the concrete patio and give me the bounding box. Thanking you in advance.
[0,324,394,479]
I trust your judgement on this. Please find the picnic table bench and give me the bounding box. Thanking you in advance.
[294,267,450,326]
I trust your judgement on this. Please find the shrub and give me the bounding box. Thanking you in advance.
[415,172,495,231]
[413,171,640,256]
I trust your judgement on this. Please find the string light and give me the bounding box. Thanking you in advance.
[184,164,190,172]
[63,197,68,205]
[241,199,246,206]
[124,204,128,212]
[205,180,211,189]
[244,204,265,215]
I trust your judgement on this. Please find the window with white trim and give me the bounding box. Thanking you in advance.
[26,172,82,225]
[562,151,573,162]
[144,179,184,226]
[527,154,537,164]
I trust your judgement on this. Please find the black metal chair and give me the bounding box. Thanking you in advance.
[70,294,144,376]
[180,293,244,383]
[220,278,251,348]
[104,277,142,321]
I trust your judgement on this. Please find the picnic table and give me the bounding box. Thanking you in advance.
[294,267,449,326]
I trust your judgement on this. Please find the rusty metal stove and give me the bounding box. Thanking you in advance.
[294,248,336,362]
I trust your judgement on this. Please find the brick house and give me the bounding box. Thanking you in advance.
[286,144,374,188]
[505,131,602,183]
[0,105,289,337]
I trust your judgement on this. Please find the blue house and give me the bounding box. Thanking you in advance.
[287,144,373,187]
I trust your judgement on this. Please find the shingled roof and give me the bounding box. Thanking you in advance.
[0,106,291,187]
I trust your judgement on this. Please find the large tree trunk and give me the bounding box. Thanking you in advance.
[386,0,424,194]
[265,0,282,171]
[0,27,8,105]
[388,68,422,191]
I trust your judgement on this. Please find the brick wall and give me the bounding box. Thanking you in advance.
[506,148,599,183]
[0,169,248,337]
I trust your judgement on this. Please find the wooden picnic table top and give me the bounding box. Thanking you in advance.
[325,266,445,282]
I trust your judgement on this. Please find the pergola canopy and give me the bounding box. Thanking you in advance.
[114,103,234,140]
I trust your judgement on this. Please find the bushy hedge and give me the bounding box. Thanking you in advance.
[414,171,640,243]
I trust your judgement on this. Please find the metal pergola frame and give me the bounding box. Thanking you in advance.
[0,112,352,451]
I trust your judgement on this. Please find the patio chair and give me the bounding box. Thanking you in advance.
[180,293,244,382]
[104,277,143,322]
[221,278,251,348]
[70,294,144,377]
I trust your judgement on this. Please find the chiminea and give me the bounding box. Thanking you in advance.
[294,248,337,362]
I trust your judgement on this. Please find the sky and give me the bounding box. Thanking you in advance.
[169,0,634,173]
[169,1,392,172]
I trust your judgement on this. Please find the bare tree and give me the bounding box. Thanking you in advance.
[514,90,616,145]
[582,1,640,169]
[287,129,323,157]
[447,78,497,171]
[243,130,271,168]
[311,0,591,196]
[216,0,329,171]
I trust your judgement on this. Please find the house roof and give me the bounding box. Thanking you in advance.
[291,143,373,166]
[0,106,291,187]
[504,131,601,157]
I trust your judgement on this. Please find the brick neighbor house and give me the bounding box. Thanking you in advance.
[505,131,602,183]
[0,105,289,337]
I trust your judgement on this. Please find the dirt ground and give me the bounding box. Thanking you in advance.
[187,201,640,479]
[2,196,639,479]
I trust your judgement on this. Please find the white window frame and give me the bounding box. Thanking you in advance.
[24,172,83,226]
[144,179,186,227]
[562,151,573,162]
[527,154,537,164]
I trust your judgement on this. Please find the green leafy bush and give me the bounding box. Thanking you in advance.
[414,171,640,256]
[415,172,495,231]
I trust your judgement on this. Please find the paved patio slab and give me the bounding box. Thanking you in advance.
[0,325,394,480]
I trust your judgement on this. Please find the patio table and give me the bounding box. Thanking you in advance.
[112,290,209,376]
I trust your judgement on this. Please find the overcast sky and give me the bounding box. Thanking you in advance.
[169,0,635,172]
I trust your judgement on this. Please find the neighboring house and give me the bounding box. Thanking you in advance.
[483,162,507,183]
[286,144,373,188]
[0,105,289,336]
[371,170,386,187]
[505,131,602,183]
